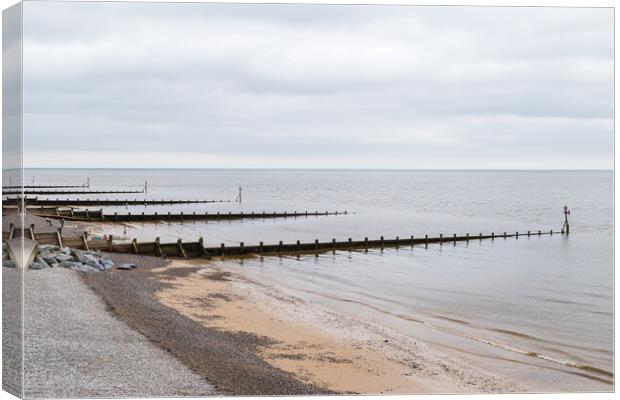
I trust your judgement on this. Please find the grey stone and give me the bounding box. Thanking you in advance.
[76,265,96,273]
[3,259,15,268]
[42,256,58,265]
[35,257,51,269]
[58,261,88,271]
[74,263,98,273]
[57,261,75,269]
[74,249,107,267]
[29,262,46,270]
[72,249,87,262]
[116,263,137,270]
[28,247,116,273]
[89,261,106,271]
[84,256,101,268]
[100,259,114,269]
[55,254,75,262]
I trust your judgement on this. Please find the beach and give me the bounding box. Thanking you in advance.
[79,254,523,395]
[22,265,217,398]
[15,168,614,395]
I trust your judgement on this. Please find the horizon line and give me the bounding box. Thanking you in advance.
[12,167,615,172]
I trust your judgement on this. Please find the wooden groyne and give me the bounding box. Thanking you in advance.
[30,209,350,222]
[2,184,88,189]
[30,229,557,258]
[6,226,89,250]
[2,216,86,247]
[4,197,231,207]
[3,205,73,215]
[3,189,145,196]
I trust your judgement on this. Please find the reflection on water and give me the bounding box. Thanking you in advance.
[25,169,613,391]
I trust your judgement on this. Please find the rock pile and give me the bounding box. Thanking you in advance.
[2,244,137,272]
[2,250,15,269]
[33,245,117,272]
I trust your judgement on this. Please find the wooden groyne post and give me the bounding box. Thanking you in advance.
[562,205,570,235]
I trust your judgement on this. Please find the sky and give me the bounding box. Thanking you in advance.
[18,2,614,169]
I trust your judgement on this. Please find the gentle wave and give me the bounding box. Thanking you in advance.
[490,328,613,356]
[430,341,614,385]
[465,334,613,379]
[294,288,613,381]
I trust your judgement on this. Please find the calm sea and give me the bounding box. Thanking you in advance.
[23,168,614,391]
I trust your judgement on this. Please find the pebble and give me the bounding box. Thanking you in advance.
[23,268,217,397]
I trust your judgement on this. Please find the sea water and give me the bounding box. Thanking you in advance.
[21,168,613,390]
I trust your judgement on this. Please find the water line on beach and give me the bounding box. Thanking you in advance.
[265,282,613,383]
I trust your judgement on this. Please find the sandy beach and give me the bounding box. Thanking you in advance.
[82,254,523,395]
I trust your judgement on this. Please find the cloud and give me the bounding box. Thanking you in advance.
[20,2,614,169]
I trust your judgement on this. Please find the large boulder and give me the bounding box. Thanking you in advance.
[29,262,47,270]
[35,257,51,269]
[55,254,74,263]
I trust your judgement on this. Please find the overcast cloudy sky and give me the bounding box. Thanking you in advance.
[21,2,613,169]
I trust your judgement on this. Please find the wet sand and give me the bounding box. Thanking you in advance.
[156,264,430,394]
[85,254,521,395]
[161,259,525,394]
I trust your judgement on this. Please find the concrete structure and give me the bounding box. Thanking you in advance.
[5,238,38,269]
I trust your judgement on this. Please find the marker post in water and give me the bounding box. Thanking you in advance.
[562,205,570,235]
